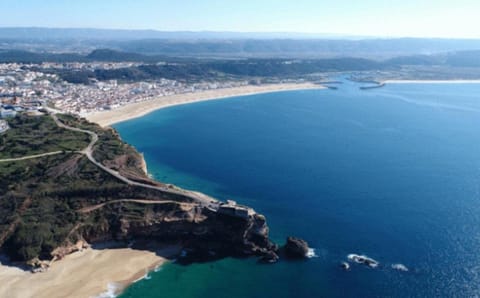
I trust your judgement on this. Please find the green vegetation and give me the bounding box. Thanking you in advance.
[56,114,146,177]
[0,114,190,263]
[0,154,125,261]
[0,115,90,159]
[45,58,386,84]
[5,48,480,84]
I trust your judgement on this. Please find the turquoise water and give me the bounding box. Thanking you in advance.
[115,81,480,297]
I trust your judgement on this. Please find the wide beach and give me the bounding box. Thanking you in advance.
[86,83,324,127]
[0,245,179,298]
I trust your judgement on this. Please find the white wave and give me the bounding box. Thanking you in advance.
[340,262,350,271]
[94,283,119,298]
[391,263,409,272]
[133,270,151,283]
[347,254,379,268]
[306,248,318,258]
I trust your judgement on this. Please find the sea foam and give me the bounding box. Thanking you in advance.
[347,254,379,268]
[133,271,151,283]
[95,282,119,298]
[391,263,409,272]
[306,248,318,258]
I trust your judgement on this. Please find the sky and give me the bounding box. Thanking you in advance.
[1,0,480,38]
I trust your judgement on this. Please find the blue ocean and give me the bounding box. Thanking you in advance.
[115,80,480,297]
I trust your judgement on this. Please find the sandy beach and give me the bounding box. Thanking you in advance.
[384,79,480,84]
[86,83,324,127]
[0,245,179,298]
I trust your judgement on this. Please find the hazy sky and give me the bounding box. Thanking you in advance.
[2,0,480,38]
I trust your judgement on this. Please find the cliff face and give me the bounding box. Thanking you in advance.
[70,200,278,263]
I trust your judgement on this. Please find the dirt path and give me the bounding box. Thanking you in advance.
[78,199,196,213]
[0,151,66,163]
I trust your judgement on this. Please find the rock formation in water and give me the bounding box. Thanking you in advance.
[283,236,310,259]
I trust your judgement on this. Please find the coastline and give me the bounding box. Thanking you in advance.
[0,245,180,298]
[384,79,480,84]
[0,83,319,298]
[85,83,324,127]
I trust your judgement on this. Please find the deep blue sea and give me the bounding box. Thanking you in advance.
[115,80,480,297]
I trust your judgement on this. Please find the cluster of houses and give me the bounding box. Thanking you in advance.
[0,100,45,120]
[0,100,47,133]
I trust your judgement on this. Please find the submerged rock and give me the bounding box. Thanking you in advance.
[259,251,280,263]
[340,261,350,271]
[284,237,309,259]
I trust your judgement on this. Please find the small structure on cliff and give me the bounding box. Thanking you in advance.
[217,200,254,219]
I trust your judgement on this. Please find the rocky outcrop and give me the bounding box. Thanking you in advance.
[51,239,90,260]
[283,236,309,259]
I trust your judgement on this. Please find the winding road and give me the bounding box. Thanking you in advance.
[1,113,218,208]
[51,113,217,207]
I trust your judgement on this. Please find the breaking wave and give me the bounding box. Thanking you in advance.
[391,263,409,272]
[306,248,318,258]
[95,282,119,298]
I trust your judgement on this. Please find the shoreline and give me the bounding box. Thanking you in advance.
[0,84,325,298]
[85,83,324,127]
[383,79,480,84]
[0,245,180,298]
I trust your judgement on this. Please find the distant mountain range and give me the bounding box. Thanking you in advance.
[1,27,480,59]
[0,27,364,41]
[1,48,480,85]
[1,48,480,67]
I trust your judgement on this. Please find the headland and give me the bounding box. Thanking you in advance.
[0,113,285,297]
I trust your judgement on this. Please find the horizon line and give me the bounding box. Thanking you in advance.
[1,26,479,40]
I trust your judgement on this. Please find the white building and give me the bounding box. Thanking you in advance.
[0,108,17,118]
